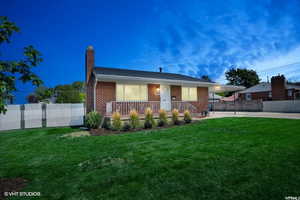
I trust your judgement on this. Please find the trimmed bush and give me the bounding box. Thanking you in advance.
[122,122,131,131]
[172,109,180,125]
[112,112,122,131]
[158,109,168,127]
[129,109,140,129]
[85,111,102,129]
[183,110,192,123]
[102,117,111,130]
[144,107,155,129]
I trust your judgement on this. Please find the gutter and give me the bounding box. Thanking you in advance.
[93,79,97,111]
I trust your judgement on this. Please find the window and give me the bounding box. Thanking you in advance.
[245,93,252,101]
[116,84,147,101]
[182,87,197,101]
[288,90,293,97]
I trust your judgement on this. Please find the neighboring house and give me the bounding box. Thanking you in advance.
[85,46,243,115]
[220,93,239,102]
[208,93,222,103]
[239,75,300,101]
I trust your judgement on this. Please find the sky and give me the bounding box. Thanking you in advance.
[2,0,300,103]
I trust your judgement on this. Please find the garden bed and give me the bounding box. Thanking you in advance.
[90,120,197,136]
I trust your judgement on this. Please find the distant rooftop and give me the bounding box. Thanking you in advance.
[239,82,300,93]
[93,66,214,83]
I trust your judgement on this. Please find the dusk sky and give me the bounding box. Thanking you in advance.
[2,0,300,103]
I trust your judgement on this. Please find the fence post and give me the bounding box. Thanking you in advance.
[42,103,47,128]
[20,105,25,129]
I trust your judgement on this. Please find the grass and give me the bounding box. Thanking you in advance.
[1,117,300,200]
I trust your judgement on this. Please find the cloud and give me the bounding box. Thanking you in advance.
[141,0,300,83]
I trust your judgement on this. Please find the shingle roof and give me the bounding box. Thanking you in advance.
[93,66,213,83]
[239,82,300,93]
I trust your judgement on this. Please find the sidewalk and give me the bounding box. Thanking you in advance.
[206,111,300,119]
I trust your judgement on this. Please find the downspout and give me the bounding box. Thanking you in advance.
[93,77,97,111]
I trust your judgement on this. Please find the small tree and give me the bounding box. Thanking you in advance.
[172,109,180,125]
[85,111,102,129]
[129,109,139,129]
[144,107,155,129]
[158,109,168,127]
[112,112,122,131]
[183,110,192,123]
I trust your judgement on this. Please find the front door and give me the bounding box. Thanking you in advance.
[160,84,171,111]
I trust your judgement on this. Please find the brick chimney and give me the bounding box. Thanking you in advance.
[271,75,286,100]
[85,45,94,83]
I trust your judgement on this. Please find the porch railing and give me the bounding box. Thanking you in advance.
[107,101,160,115]
[171,101,198,113]
[106,101,199,115]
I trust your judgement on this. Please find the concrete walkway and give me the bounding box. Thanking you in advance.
[206,111,300,119]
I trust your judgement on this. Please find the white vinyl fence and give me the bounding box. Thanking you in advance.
[0,103,84,131]
[263,100,300,113]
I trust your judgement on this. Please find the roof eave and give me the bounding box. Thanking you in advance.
[94,73,216,86]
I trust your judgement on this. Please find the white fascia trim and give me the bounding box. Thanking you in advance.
[94,74,216,87]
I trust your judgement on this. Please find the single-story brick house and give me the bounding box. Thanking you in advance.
[239,75,300,101]
[85,46,243,116]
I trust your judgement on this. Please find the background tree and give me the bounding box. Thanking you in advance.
[33,86,53,102]
[225,68,260,88]
[54,82,85,103]
[27,94,39,103]
[0,16,43,113]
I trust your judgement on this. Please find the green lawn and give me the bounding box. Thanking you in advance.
[1,118,300,200]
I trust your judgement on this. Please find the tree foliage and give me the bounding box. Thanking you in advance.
[0,16,43,113]
[27,86,53,103]
[54,82,85,103]
[225,68,260,88]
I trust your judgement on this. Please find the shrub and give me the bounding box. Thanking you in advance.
[144,107,155,129]
[129,109,140,129]
[85,111,102,129]
[183,110,192,123]
[158,109,168,127]
[102,117,111,130]
[122,122,131,131]
[112,112,122,131]
[172,109,180,125]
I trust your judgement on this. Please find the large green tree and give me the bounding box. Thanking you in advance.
[54,82,85,103]
[0,16,43,113]
[225,68,260,88]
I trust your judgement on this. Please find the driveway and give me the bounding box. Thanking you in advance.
[207,111,300,119]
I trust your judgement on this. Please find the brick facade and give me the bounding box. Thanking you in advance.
[86,46,95,113]
[239,91,271,101]
[271,75,286,100]
[95,82,116,115]
[148,84,160,101]
[171,85,182,101]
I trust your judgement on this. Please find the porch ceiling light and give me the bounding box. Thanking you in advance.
[214,86,221,91]
[156,87,160,95]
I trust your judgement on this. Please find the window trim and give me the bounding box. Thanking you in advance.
[181,87,198,101]
[116,83,148,102]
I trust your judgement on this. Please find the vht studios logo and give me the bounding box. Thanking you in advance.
[4,191,41,197]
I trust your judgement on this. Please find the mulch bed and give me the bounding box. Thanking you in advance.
[0,178,27,200]
[90,120,198,136]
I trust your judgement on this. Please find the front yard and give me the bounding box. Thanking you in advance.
[1,118,300,200]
